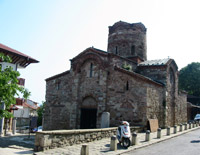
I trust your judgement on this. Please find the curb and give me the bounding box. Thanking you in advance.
[117,127,199,155]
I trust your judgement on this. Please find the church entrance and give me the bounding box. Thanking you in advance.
[80,108,97,129]
[80,96,97,129]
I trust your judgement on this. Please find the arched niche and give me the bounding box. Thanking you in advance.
[80,96,98,129]
[81,96,97,109]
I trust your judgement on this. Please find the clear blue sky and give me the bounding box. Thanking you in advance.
[1,0,200,104]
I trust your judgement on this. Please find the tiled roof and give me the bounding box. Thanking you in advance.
[23,102,38,110]
[92,47,107,54]
[46,70,70,81]
[0,43,39,67]
[138,58,170,66]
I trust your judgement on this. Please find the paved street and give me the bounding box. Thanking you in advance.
[0,134,35,155]
[123,129,200,155]
[0,127,199,155]
[35,127,200,155]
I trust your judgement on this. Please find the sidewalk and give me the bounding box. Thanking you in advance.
[35,125,200,155]
[0,133,35,155]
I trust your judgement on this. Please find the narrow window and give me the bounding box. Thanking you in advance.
[90,63,93,77]
[115,46,118,54]
[56,82,60,90]
[126,81,129,90]
[131,45,135,55]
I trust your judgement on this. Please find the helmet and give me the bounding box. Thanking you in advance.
[122,121,129,126]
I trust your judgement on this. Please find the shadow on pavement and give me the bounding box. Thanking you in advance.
[14,150,34,154]
[105,144,110,147]
[0,135,35,149]
[191,140,200,143]
[101,143,128,153]
[117,143,128,150]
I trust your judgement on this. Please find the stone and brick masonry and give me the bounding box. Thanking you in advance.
[43,21,187,131]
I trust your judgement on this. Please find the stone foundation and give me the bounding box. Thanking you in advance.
[34,126,142,151]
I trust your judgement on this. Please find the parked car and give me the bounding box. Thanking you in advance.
[194,114,200,121]
[31,127,38,133]
[37,126,43,132]
[31,126,43,132]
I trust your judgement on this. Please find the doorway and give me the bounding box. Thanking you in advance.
[80,108,97,129]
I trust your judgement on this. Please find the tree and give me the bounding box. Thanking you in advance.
[179,62,200,96]
[37,102,45,126]
[0,53,30,119]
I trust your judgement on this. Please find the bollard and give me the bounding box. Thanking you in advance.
[81,144,89,155]
[167,126,170,136]
[174,125,177,134]
[189,122,191,129]
[145,130,151,141]
[12,118,16,135]
[157,128,161,139]
[110,135,117,151]
[184,123,187,130]
[179,124,183,132]
[192,122,195,128]
[132,132,138,145]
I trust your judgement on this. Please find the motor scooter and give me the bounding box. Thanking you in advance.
[117,121,131,148]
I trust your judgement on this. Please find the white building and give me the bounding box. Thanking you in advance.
[0,43,39,136]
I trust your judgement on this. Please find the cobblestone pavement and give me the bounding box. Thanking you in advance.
[0,133,35,155]
[35,126,200,155]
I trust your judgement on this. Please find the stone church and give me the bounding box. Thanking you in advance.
[43,21,187,130]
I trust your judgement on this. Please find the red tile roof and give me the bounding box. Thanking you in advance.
[0,43,39,67]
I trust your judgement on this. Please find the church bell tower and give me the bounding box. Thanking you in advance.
[107,21,147,61]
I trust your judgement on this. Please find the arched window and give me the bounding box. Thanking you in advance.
[169,68,175,84]
[131,45,135,55]
[126,81,129,90]
[56,81,60,90]
[115,46,118,54]
[90,63,93,77]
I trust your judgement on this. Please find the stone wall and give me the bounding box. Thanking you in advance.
[44,71,74,130]
[137,66,167,85]
[175,92,188,124]
[34,127,142,152]
[107,21,147,61]
[109,54,138,71]
[107,66,165,127]
[146,87,165,127]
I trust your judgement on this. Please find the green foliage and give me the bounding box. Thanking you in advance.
[0,53,31,119]
[179,62,200,96]
[37,102,45,126]
[0,53,12,63]
[122,62,132,71]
